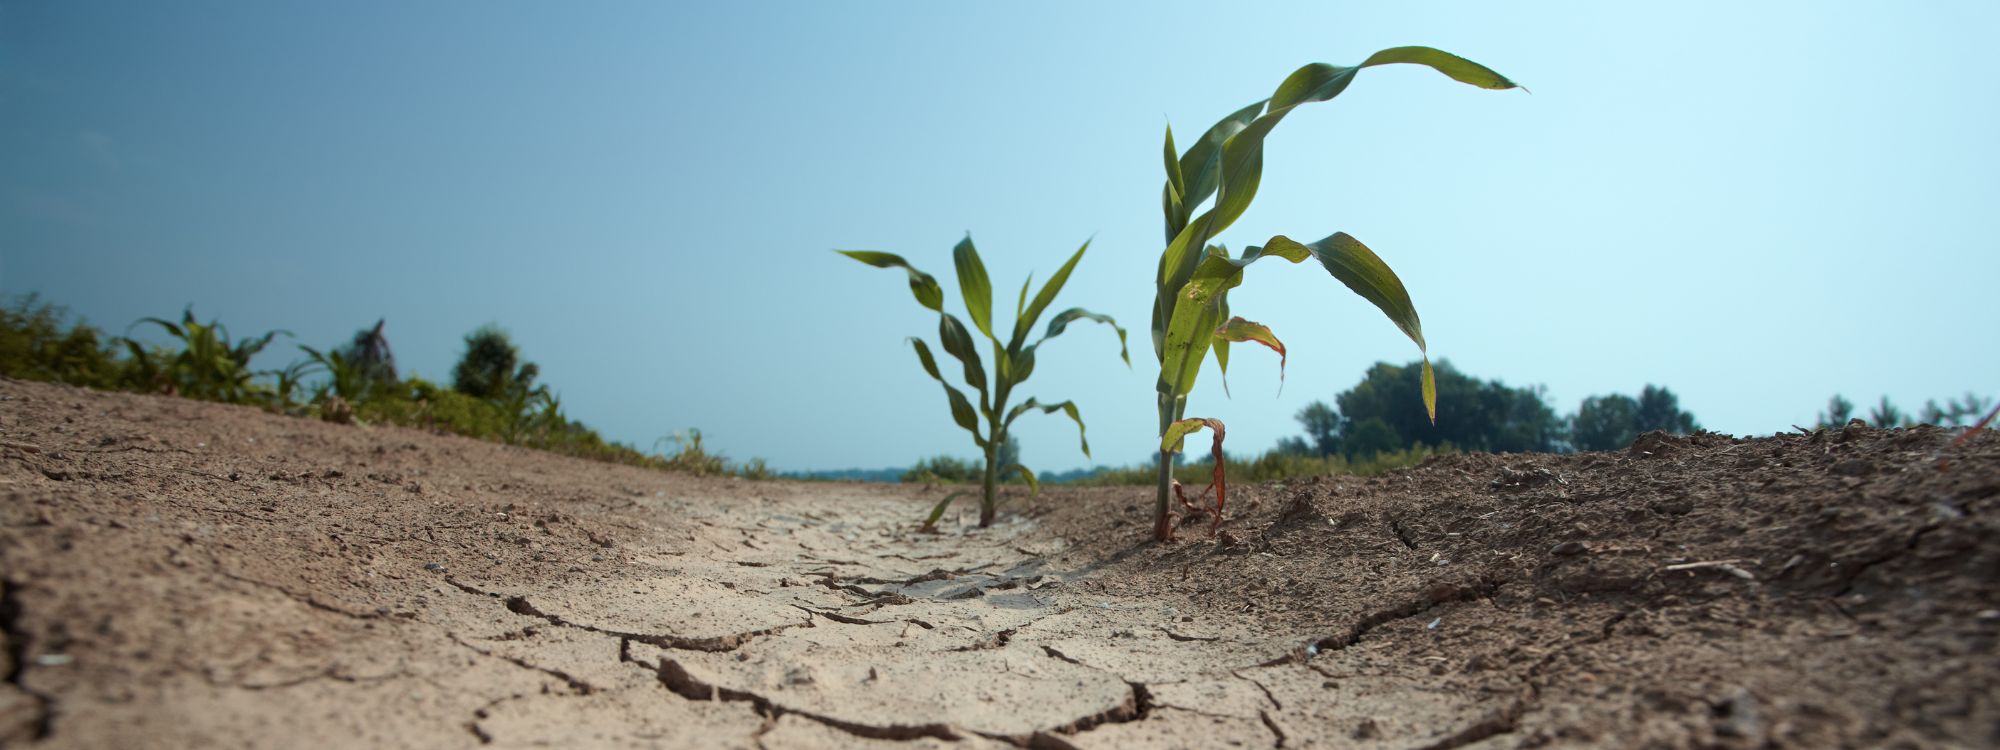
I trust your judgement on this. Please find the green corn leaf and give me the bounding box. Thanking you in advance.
[1011,239,1091,351]
[1152,225,1220,366]
[952,235,996,341]
[1279,232,1424,348]
[1160,416,1225,456]
[1006,463,1040,499]
[1421,356,1437,424]
[1357,46,1522,90]
[1200,49,1523,261]
[838,250,945,312]
[1212,304,1231,396]
[1012,342,1037,384]
[937,313,988,394]
[1174,100,1266,235]
[1015,273,1032,321]
[1160,297,1225,398]
[1004,398,1090,459]
[1159,249,1284,396]
[1161,124,1185,227]
[1214,316,1286,392]
[921,490,975,532]
[1274,231,1433,420]
[136,316,184,340]
[1157,230,1430,408]
[909,338,987,448]
[1038,307,1130,366]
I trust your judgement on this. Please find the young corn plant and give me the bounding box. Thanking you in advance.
[1150,48,1521,541]
[842,236,1129,528]
[126,307,288,404]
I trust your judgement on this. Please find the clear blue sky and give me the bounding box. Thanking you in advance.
[4,2,1996,472]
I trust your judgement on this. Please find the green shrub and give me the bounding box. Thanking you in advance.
[901,455,981,484]
[0,295,125,389]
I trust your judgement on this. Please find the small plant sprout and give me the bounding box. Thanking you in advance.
[1149,48,1521,541]
[842,235,1129,529]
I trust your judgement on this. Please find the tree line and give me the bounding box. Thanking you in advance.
[1274,360,1699,459]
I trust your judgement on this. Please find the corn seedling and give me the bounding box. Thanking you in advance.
[126,307,288,404]
[1149,48,1520,541]
[299,345,376,404]
[843,236,1129,528]
[267,358,323,414]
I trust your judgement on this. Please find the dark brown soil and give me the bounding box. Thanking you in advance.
[2,376,1995,748]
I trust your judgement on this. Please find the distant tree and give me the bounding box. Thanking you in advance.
[1343,417,1402,459]
[1568,385,1699,452]
[1918,393,1994,427]
[1633,385,1699,434]
[1868,396,1908,428]
[1818,394,1856,427]
[901,435,1018,484]
[453,325,539,401]
[1322,360,1563,456]
[901,455,979,483]
[337,319,397,385]
[1570,394,1641,452]
[1272,436,1315,457]
[1296,401,1343,457]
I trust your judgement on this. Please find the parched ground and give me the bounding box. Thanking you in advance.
[0,377,1995,749]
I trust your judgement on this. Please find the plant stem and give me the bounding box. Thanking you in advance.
[1152,392,1180,541]
[980,434,1000,527]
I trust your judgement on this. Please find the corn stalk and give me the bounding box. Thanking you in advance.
[843,236,1128,528]
[1150,48,1521,541]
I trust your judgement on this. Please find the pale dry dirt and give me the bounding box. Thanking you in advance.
[1,376,1996,749]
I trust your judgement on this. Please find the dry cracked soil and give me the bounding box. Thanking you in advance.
[1,376,1997,749]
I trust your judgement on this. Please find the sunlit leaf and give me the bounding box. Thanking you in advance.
[921,491,974,532]
[1011,240,1090,350]
[1006,463,1040,499]
[1421,356,1437,424]
[838,250,945,312]
[952,235,996,341]
[937,313,988,395]
[1037,307,1129,367]
[1005,398,1089,459]
[909,338,986,448]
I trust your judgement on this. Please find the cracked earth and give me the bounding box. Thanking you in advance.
[2,377,1997,748]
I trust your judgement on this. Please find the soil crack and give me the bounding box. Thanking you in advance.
[653,656,963,742]
[1410,697,1524,750]
[446,577,806,652]
[1285,577,1503,665]
[1258,708,1288,748]
[447,632,595,695]
[217,570,385,621]
[503,594,807,652]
